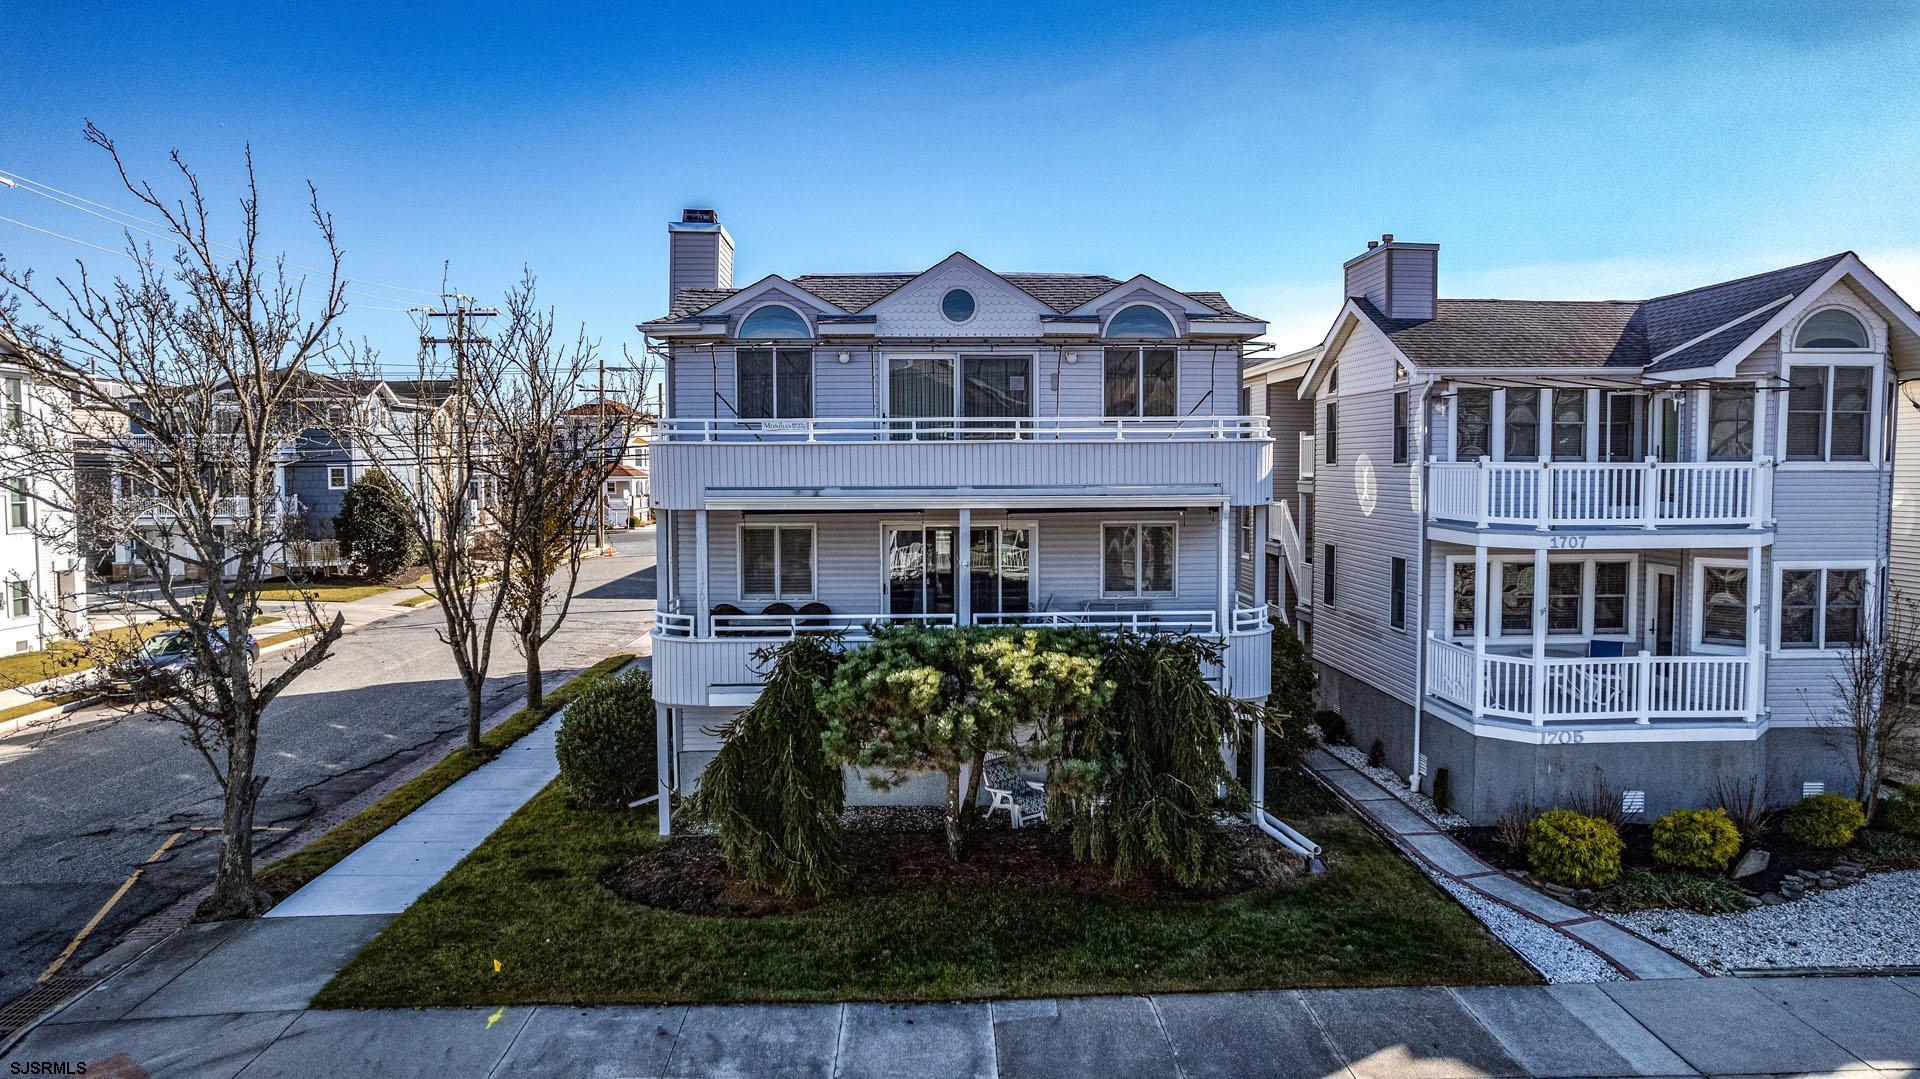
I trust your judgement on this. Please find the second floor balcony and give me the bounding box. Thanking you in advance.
[648,415,1272,509]
[1427,458,1773,533]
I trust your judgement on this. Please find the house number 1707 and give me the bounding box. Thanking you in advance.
[1548,536,1588,550]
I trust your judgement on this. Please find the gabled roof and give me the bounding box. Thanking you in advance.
[1342,253,1866,376]
[654,259,1255,325]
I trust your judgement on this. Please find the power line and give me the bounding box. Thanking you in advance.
[0,167,440,303]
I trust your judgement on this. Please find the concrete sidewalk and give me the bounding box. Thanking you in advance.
[7,916,1917,1079]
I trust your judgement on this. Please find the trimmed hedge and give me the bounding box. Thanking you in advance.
[1527,809,1624,888]
[1783,792,1866,849]
[1650,807,1741,873]
[1884,784,1920,838]
[556,669,657,810]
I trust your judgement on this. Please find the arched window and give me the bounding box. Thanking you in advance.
[1105,304,1177,338]
[1794,308,1869,350]
[738,304,811,339]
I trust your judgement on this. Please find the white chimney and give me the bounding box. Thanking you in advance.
[667,208,734,305]
[1343,234,1438,320]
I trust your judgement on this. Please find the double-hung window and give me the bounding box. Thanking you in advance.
[737,348,813,420]
[1551,391,1587,461]
[6,480,27,531]
[1785,364,1873,463]
[1592,562,1631,635]
[7,581,27,618]
[1697,562,1749,647]
[1706,385,1755,461]
[1237,508,1254,563]
[740,525,814,601]
[1500,563,1533,635]
[3,377,22,428]
[1389,557,1407,630]
[1458,556,1633,640]
[1102,523,1176,597]
[1455,389,1492,459]
[1451,562,1477,636]
[327,466,349,490]
[1103,348,1177,417]
[1504,389,1541,461]
[1546,562,1583,633]
[1778,566,1867,650]
[1392,391,1410,464]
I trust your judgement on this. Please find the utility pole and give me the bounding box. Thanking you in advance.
[418,294,497,531]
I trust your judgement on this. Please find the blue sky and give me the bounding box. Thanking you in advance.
[4,1,1918,380]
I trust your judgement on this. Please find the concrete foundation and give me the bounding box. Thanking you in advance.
[1314,662,1862,824]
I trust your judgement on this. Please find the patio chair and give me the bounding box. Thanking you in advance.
[710,602,745,636]
[796,601,833,631]
[981,756,1047,829]
[760,601,798,637]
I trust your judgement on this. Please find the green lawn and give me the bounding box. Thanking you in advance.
[250,580,399,603]
[256,654,637,903]
[0,615,280,688]
[315,770,1534,1007]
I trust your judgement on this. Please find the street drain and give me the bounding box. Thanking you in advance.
[0,975,94,1047]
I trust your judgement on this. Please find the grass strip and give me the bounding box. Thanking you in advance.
[0,691,89,725]
[256,652,637,903]
[396,593,437,608]
[315,768,1534,1007]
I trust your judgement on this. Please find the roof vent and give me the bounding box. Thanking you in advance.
[681,208,718,224]
[1366,240,1380,250]
[1381,233,1395,244]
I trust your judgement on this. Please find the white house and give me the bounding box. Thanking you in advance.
[0,334,87,653]
[1252,237,1920,821]
[641,209,1275,832]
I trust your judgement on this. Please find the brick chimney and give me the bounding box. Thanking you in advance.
[667,208,734,306]
[1343,234,1438,320]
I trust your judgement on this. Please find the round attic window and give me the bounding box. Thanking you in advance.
[941,288,976,323]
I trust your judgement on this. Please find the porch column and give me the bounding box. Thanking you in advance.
[1217,505,1232,636]
[657,508,673,612]
[694,508,710,638]
[1746,544,1763,722]
[1251,504,1268,615]
[1472,545,1489,714]
[1530,547,1548,726]
[956,507,972,627]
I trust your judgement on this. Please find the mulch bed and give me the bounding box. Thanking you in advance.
[606,819,1304,917]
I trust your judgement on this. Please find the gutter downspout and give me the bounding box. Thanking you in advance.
[1409,375,1435,792]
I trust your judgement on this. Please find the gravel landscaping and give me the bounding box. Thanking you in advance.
[1324,744,1471,830]
[1610,867,1920,972]
[1437,877,1624,983]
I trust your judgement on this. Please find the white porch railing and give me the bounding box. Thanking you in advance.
[1426,458,1772,530]
[652,415,1270,443]
[656,604,1268,641]
[1425,634,1753,724]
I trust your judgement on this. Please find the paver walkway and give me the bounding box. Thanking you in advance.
[1305,750,1700,981]
[266,695,571,918]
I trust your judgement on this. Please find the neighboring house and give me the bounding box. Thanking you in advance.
[641,208,1274,831]
[0,334,88,651]
[1256,237,1920,822]
[561,399,651,528]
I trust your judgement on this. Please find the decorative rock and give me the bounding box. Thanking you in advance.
[1737,895,1764,909]
[1761,892,1789,906]
[1731,849,1770,879]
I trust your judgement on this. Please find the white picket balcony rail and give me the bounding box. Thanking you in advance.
[1427,457,1772,530]
[652,414,1270,443]
[654,603,1270,641]
[1425,634,1754,725]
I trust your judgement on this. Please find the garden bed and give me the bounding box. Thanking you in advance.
[313,769,1535,1007]
[606,815,1302,917]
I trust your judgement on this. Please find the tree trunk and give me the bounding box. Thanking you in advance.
[465,678,483,752]
[207,720,268,919]
[524,634,544,710]
[960,748,987,846]
[945,766,967,863]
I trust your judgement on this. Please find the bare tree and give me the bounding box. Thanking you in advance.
[1818,590,1920,812]
[0,126,351,917]
[472,273,630,709]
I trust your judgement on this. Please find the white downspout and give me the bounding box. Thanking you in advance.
[1408,376,1434,791]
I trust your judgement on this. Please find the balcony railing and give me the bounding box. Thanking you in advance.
[655,603,1270,641]
[136,494,305,522]
[1297,434,1315,481]
[1427,458,1771,530]
[1425,635,1754,725]
[653,415,1270,444]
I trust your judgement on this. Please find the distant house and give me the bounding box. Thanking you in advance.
[561,399,650,528]
[1253,237,1920,821]
[0,333,87,651]
[641,209,1273,832]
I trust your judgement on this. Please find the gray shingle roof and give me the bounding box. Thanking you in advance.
[659,270,1253,322]
[1352,253,1850,375]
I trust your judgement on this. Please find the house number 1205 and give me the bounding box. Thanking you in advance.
[1543,730,1586,745]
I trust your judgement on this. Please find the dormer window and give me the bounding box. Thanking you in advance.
[1105,304,1177,339]
[738,304,811,339]
[1794,309,1869,350]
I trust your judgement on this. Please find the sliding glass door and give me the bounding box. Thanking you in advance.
[886,524,1033,617]
[887,526,956,615]
[970,525,1032,615]
[887,355,1030,438]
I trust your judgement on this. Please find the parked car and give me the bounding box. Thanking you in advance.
[106,626,260,697]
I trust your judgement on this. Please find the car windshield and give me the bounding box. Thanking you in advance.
[138,632,193,658]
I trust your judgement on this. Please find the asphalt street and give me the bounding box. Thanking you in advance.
[0,528,655,1009]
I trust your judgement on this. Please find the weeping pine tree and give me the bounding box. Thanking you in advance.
[682,635,847,896]
[1052,633,1251,888]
